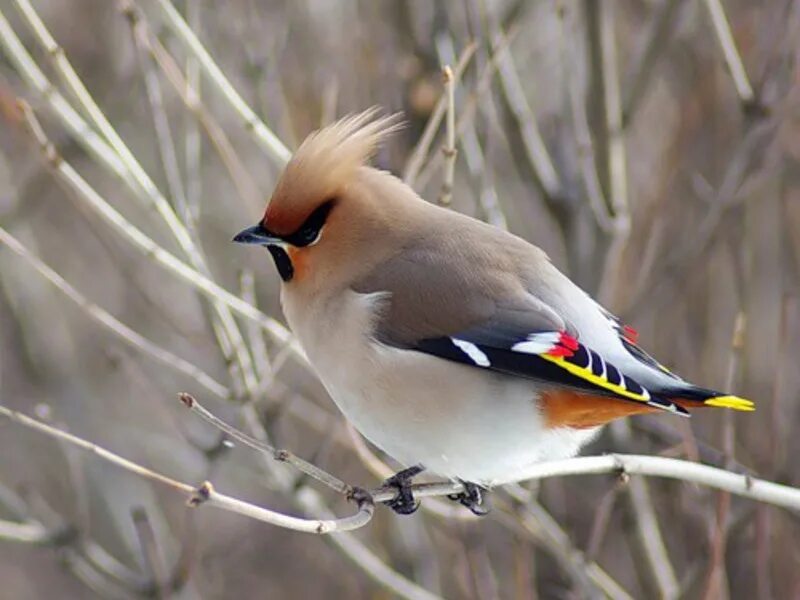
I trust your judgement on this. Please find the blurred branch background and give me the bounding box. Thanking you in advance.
[0,0,798,598]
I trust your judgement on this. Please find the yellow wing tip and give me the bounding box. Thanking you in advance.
[704,395,755,411]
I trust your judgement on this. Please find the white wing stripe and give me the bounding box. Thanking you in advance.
[451,338,491,367]
[511,332,561,355]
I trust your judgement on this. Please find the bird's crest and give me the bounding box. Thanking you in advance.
[294,108,402,179]
[266,108,403,232]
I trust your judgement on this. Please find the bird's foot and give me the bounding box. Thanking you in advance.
[381,465,425,515]
[448,480,490,516]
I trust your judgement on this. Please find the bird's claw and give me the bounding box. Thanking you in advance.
[381,465,424,515]
[448,481,490,516]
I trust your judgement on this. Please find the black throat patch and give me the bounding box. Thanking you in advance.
[267,246,294,282]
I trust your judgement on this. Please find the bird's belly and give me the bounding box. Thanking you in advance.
[284,290,598,485]
[324,350,598,485]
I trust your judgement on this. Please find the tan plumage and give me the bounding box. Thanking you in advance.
[234,109,754,503]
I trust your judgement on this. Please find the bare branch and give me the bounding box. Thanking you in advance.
[403,42,476,186]
[501,486,632,600]
[122,1,262,212]
[561,6,615,233]
[622,0,687,126]
[0,403,373,534]
[596,0,632,306]
[14,0,202,264]
[0,226,230,400]
[5,2,259,396]
[495,30,562,200]
[151,0,291,164]
[628,477,680,599]
[130,508,170,598]
[0,9,126,177]
[183,0,202,222]
[434,30,509,229]
[703,0,756,107]
[127,11,193,230]
[414,28,519,191]
[16,101,301,358]
[437,65,456,206]
[178,393,352,497]
[508,455,800,511]
[703,311,745,599]
[182,396,800,512]
[0,519,50,544]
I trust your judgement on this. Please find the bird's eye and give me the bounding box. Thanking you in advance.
[288,199,335,247]
[299,224,322,245]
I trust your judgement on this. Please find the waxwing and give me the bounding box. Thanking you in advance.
[234,109,753,515]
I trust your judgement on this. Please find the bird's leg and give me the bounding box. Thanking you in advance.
[448,480,490,516]
[381,465,425,515]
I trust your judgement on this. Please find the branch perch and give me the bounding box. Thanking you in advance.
[180,395,800,512]
[2,396,799,548]
[0,403,373,534]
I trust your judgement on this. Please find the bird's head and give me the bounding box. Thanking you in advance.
[233,109,404,284]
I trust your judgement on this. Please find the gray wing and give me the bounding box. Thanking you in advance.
[353,243,689,415]
[353,243,568,347]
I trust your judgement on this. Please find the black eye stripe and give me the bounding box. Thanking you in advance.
[284,199,335,247]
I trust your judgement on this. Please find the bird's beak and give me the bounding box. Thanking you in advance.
[232,223,282,246]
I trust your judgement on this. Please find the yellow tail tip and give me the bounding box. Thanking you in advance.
[704,395,755,411]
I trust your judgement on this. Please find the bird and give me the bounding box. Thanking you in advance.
[233,109,754,515]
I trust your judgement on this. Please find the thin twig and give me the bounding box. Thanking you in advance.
[16,101,300,356]
[178,393,352,497]
[0,403,373,534]
[622,0,687,127]
[628,477,680,599]
[7,2,259,397]
[403,42,476,185]
[15,0,199,264]
[703,311,745,600]
[611,418,680,600]
[5,396,800,544]
[0,519,50,544]
[434,30,508,229]
[122,1,262,212]
[0,10,126,177]
[204,398,444,600]
[597,0,632,307]
[703,0,756,107]
[494,29,562,200]
[128,11,193,231]
[507,455,800,510]
[414,27,519,191]
[184,396,800,511]
[131,508,170,598]
[0,226,230,400]
[600,0,629,224]
[560,5,615,233]
[152,0,291,164]
[437,65,456,206]
[183,0,202,223]
[501,486,627,600]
